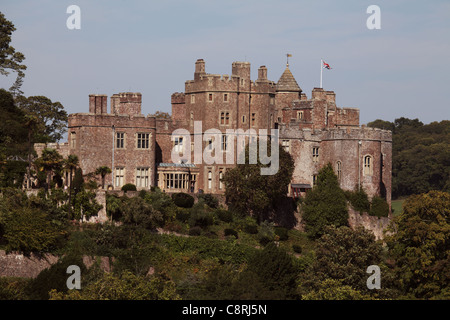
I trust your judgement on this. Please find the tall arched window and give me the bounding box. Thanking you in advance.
[336,161,342,181]
[364,155,373,176]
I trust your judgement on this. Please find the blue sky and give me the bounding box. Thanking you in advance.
[1,0,449,129]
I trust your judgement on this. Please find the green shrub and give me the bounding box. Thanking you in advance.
[172,192,195,208]
[26,255,87,300]
[189,209,214,228]
[216,209,233,223]
[292,244,302,254]
[121,183,137,192]
[189,226,202,236]
[259,236,272,246]
[224,228,238,239]
[197,194,219,209]
[274,226,289,241]
[369,196,390,217]
[347,186,371,213]
[175,207,190,223]
[243,217,259,234]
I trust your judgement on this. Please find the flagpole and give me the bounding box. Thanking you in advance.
[320,59,323,88]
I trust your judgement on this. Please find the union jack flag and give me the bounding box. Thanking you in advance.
[323,61,332,69]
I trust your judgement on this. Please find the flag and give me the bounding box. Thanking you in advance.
[323,60,332,69]
[287,54,292,57]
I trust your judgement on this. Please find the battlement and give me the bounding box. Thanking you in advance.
[278,124,392,142]
[110,92,142,115]
[231,61,251,80]
[171,92,185,104]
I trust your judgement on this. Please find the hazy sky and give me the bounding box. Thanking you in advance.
[1,0,449,128]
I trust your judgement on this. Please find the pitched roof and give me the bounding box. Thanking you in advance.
[277,66,302,92]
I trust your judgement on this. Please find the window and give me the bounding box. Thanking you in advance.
[115,167,124,188]
[223,93,228,102]
[364,155,373,176]
[336,161,342,181]
[190,112,194,126]
[312,147,319,163]
[173,136,183,153]
[242,115,246,124]
[207,170,212,189]
[116,132,124,149]
[297,111,304,120]
[136,167,149,188]
[191,94,195,103]
[270,96,275,105]
[281,140,290,153]
[220,112,230,125]
[219,170,224,190]
[137,133,150,149]
[70,132,76,148]
[221,135,228,151]
[164,173,190,190]
[251,113,256,126]
[313,174,318,186]
[208,93,213,102]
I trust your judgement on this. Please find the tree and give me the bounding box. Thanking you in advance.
[301,163,349,239]
[245,242,299,299]
[35,148,64,191]
[149,111,171,119]
[223,139,294,222]
[299,226,386,297]
[2,206,64,254]
[386,190,450,299]
[65,155,79,212]
[95,165,111,189]
[15,95,68,143]
[346,185,371,213]
[0,89,27,157]
[72,167,84,195]
[72,189,103,221]
[368,118,449,198]
[0,12,26,96]
[121,196,163,230]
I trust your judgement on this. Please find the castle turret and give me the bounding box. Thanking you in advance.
[194,59,206,80]
[232,61,251,81]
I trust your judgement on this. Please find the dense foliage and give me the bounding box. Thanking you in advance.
[301,163,349,239]
[386,190,450,299]
[367,118,449,198]
[223,139,294,222]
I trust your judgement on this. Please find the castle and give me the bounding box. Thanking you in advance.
[35,58,392,209]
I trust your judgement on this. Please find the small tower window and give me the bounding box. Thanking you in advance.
[336,161,342,181]
[312,147,319,163]
[364,155,373,176]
